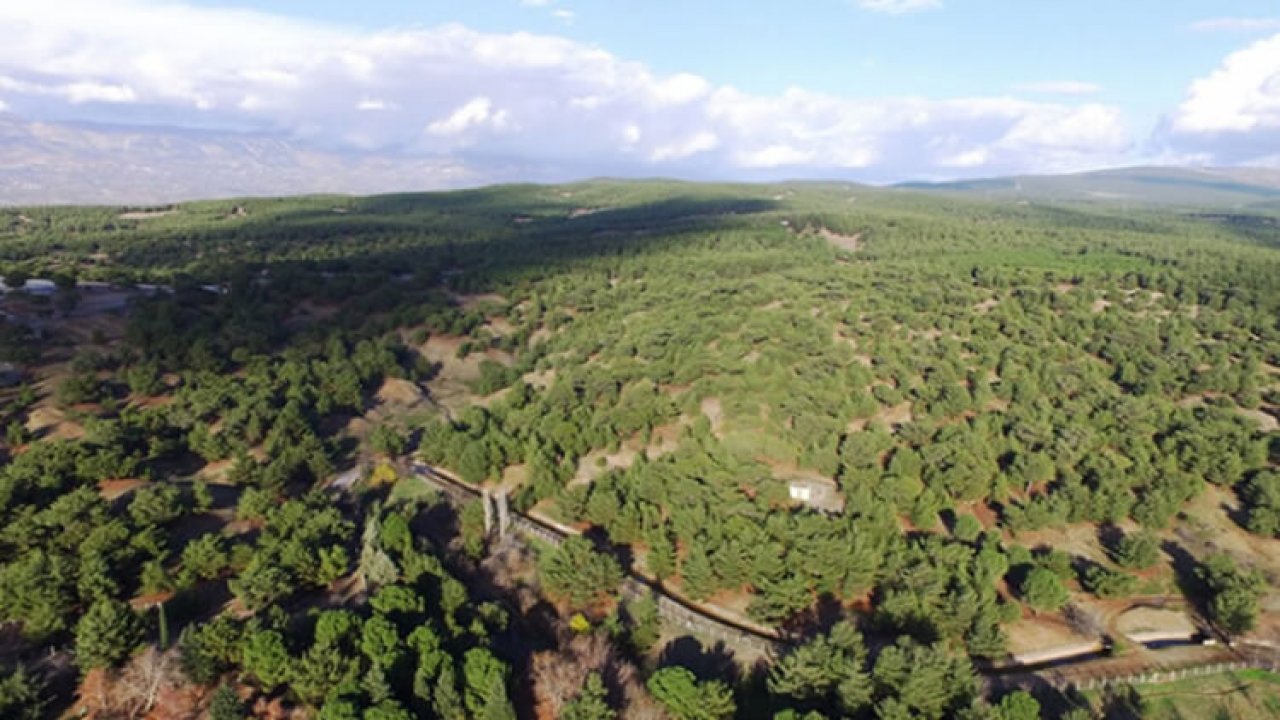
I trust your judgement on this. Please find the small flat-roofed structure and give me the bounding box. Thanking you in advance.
[787,477,844,513]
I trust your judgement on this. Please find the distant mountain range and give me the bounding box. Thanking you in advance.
[0,115,485,206]
[4,113,1280,210]
[899,167,1280,209]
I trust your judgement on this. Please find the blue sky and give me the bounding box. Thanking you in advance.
[198,1,1265,97]
[3,0,1280,183]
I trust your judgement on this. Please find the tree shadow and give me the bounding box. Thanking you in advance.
[1097,523,1125,561]
[1161,540,1209,621]
[1220,498,1253,534]
[656,636,741,685]
[1099,683,1147,720]
[411,497,463,550]
[987,675,1094,718]
[779,592,847,643]
[580,524,636,574]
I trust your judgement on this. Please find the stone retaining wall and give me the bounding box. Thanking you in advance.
[411,466,784,656]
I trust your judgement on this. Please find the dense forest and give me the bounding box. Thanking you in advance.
[0,181,1278,719]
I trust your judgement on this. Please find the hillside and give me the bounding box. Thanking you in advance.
[0,182,1278,719]
[900,166,1280,209]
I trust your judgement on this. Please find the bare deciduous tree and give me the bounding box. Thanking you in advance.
[115,646,180,719]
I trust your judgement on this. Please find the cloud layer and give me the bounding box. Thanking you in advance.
[1189,17,1280,33]
[1163,33,1280,165]
[0,1,1275,182]
[855,0,942,15]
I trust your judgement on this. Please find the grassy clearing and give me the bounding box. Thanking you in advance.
[1085,669,1280,720]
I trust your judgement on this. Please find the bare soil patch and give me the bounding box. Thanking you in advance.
[27,405,84,440]
[1005,616,1096,658]
[500,463,528,491]
[375,377,427,407]
[522,367,557,389]
[486,317,516,336]
[570,447,641,487]
[569,424,682,488]
[1178,486,1280,583]
[813,227,863,252]
[700,397,726,437]
[418,335,514,416]
[197,460,234,483]
[1116,607,1199,641]
[98,478,146,501]
[876,401,914,428]
[1015,522,1111,565]
[529,327,554,346]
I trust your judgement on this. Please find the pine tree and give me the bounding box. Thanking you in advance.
[647,666,736,720]
[74,599,144,671]
[1021,568,1069,613]
[208,684,245,720]
[433,663,467,720]
[563,673,616,720]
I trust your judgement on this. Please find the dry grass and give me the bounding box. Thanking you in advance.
[417,334,514,415]
[1004,616,1096,657]
[1016,523,1112,566]
[812,226,863,252]
[1115,607,1198,639]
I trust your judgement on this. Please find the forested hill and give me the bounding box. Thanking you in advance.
[0,181,1279,719]
[900,166,1280,208]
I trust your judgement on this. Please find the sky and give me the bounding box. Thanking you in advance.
[3,0,1280,183]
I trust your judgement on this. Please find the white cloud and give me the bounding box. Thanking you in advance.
[621,124,642,145]
[0,0,1137,180]
[0,75,138,104]
[1160,33,1280,165]
[520,0,552,6]
[737,144,817,168]
[855,0,941,15]
[64,81,138,104]
[651,73,711,106]
[1001,104,1127,149]
[1170,34,1280,134]
[1190,17,1280,33]
[939,148,988,168]
[651,131,720,162]
[427,97,512,137]
[1013,81,1101,96]
[552,9,575,24]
